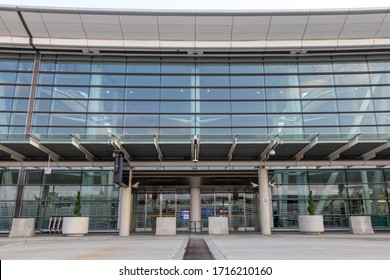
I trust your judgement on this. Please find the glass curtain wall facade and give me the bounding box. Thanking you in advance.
[1,52,390,231]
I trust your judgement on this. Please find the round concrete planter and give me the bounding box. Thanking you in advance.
[298,215,324,234]
[62,217,89,236]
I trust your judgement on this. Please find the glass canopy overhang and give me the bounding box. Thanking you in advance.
[0,134,389,168]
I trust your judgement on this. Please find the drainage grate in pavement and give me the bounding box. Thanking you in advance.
[182,238,214,260]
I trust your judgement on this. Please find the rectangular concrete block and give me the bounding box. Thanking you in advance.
[208,216,229,235]
[349,216,374,234]
[156,217,176,235]
[9,218,35,238]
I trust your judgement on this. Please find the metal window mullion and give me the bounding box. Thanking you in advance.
[25,52,41,134]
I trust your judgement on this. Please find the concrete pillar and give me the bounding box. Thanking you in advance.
[119,169,132,236]
[258,168,271,235]
[190,177,201,232]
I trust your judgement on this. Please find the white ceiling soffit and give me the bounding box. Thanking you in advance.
[1,6,390,52]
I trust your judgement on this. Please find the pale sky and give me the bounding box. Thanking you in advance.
[0,0,389,10]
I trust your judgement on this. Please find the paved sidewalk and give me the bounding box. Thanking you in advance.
[1,232,390,260]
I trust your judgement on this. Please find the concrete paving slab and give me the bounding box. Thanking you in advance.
[1,232,390,260]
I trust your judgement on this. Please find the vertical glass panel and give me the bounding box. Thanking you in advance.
[232,127,267,135]
[15,85,30,97]
[299,75,334,86]
[201,193,214,229]
[308,170,346,184]
[332,61,368,72]
[82,171,114,186]
[87,114,123,134]
[0,72,17,83]
[264,62,298,73]
[134,193,146,230]
[89,100,124,113]
[146,193,160,229]
[334,74,370,85]
[0,186,17,200]
[43,171,82,185]
[231,88,265,99]
[230,192,245,231]
[301,87,336,99]
[38,73,55,84]
[10,113,26,126]
[52,87,89,99]
[0,59,18,70]
[94,74,125,86]
[81,185,118,200]
[40,59,56,71]
[298,61,333,73]
[50,113,87,126]
[176,193,190,230]
[54,73,91,85]
[1,170,18,185]
[339,113,377,126]
[375,113,390,125]
[336,87,372,98]
[266,88,300,99]
[161,193,175,217]
[17,72,32,84]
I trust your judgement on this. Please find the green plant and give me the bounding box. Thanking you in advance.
[307,190,315,215]
[73,191,81,217]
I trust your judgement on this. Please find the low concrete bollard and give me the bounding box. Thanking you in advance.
[208,216,229,235]
[156,217,176,235]
[9,218,35,238]
[349,216,374,234]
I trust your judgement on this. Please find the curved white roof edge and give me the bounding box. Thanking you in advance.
[1,4,390,53]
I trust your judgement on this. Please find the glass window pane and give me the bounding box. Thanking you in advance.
[333,61,368,72]
[0,72,17,83]
[334,74,370,85]
[338,99,374,112]
[265,75,299,86]
[198,76,229,86]
[374,99,390,111]
[368,60,390,71]
[264,62,298,73]
[124,115,159,127]
[231,88,265,99]
[266,88,301,99]
[54,73,91,85]
[161,75,193,86]
[161,88,193,99]
[89,100,124,113]
[91,74,125,86]
[196,63,229,73]
[92,61,125,72]
[339,113,376,125]
[299,75,334,86]
[57,61,91,72]
[302,100,338,112]
[371,86,390,98]
[196,115,231,127]
[52,99,88,112]
[308,170,346,184]
[232,114,266,127]
[267,114,303,128]
[161,63,194,73]
[198,101,230,113]
[0,60,18,70]
[10,113,26,125]
[50,114,87,126]
[230,63,263,73]
[125,101,159,113]
[199,88,230,99]
[160,101,192,113]
[298,61,333,73]
[126,75,160,86]
[0,186,17,200]
[230,76,264,86]
[336,87,372,98]
[301,87,336,99]
[303,114,340,126]
[126,88,160,99]
[231,101,265,113]
[267,101,301,112]
[127,62,160,73]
